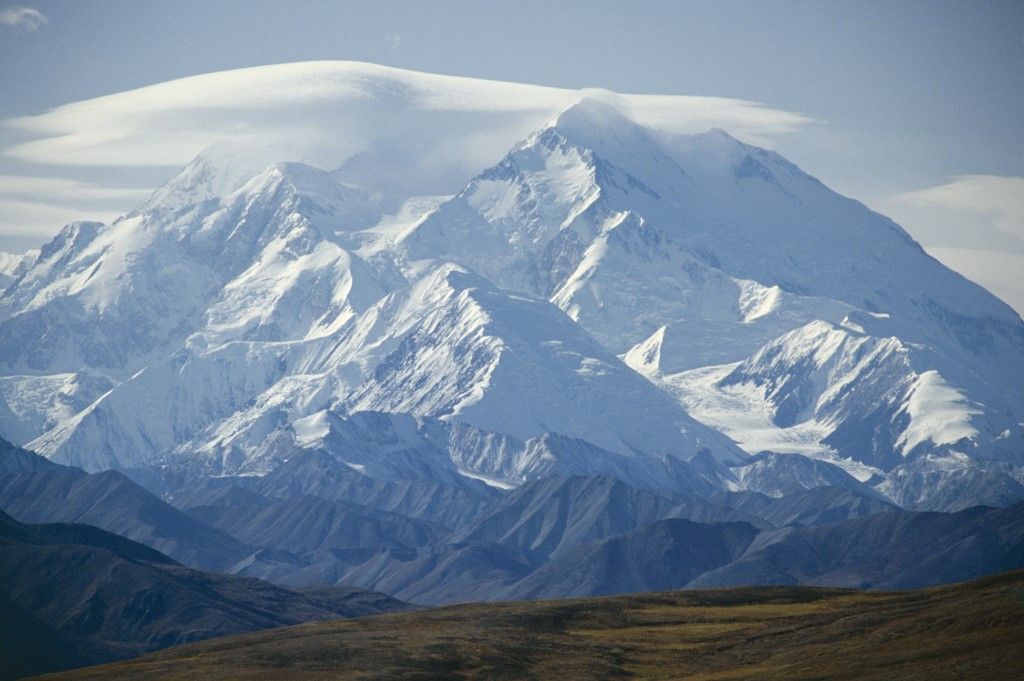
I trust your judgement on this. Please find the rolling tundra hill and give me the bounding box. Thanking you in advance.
[37,570,1024,681]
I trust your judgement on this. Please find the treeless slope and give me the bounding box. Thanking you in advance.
[39,570,1024,681]
[0,510,409,681]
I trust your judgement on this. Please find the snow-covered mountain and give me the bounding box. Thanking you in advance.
[4,140,740,479]
[1,84,1022,509]
[401,99,1023,481]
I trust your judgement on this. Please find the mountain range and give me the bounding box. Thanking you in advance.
[1,91,1020,507]
[3,439,1022,609]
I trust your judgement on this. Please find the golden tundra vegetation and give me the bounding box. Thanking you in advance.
[41,570,1024,681]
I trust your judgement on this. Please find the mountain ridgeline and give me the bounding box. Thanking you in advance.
[1,98,1020,502]
[2,440,1022,609]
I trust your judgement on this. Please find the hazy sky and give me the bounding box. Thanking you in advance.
[1,0,1022,312]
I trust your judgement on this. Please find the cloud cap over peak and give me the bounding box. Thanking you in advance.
[1,61,812,196]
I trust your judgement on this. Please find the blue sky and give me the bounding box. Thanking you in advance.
[1,0,1022,311]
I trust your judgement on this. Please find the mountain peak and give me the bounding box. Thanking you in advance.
[547,98,652,157]
[236,161,351,199]
[703,127,742,142]
[553,98,637,134]
[135,144,276,214]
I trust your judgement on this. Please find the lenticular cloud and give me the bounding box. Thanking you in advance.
[2,61,812,198]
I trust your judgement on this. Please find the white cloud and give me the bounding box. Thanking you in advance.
[0,175,149,248]
[0,175,149,202]
[0,199,120,238]
[0,5,47,31]
[885,175,1024,317]
[1,62,812,193]
[925,246,1024,317]
[898,175,1024,242]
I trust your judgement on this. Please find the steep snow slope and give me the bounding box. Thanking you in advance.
[402,99,1022,473]
[400,101,892,362]
[28,342,295,471]
[133,145,276,215]
[0,218,217,373]
[0,162,384,377]
[661,318,1008,477]
[0,371,113,446]
[8,163,393,469]
[25,248,741,474]
[344,265,741,462]
[35,265,740,474]
[718,322,984,466]
[0,250,35,290]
